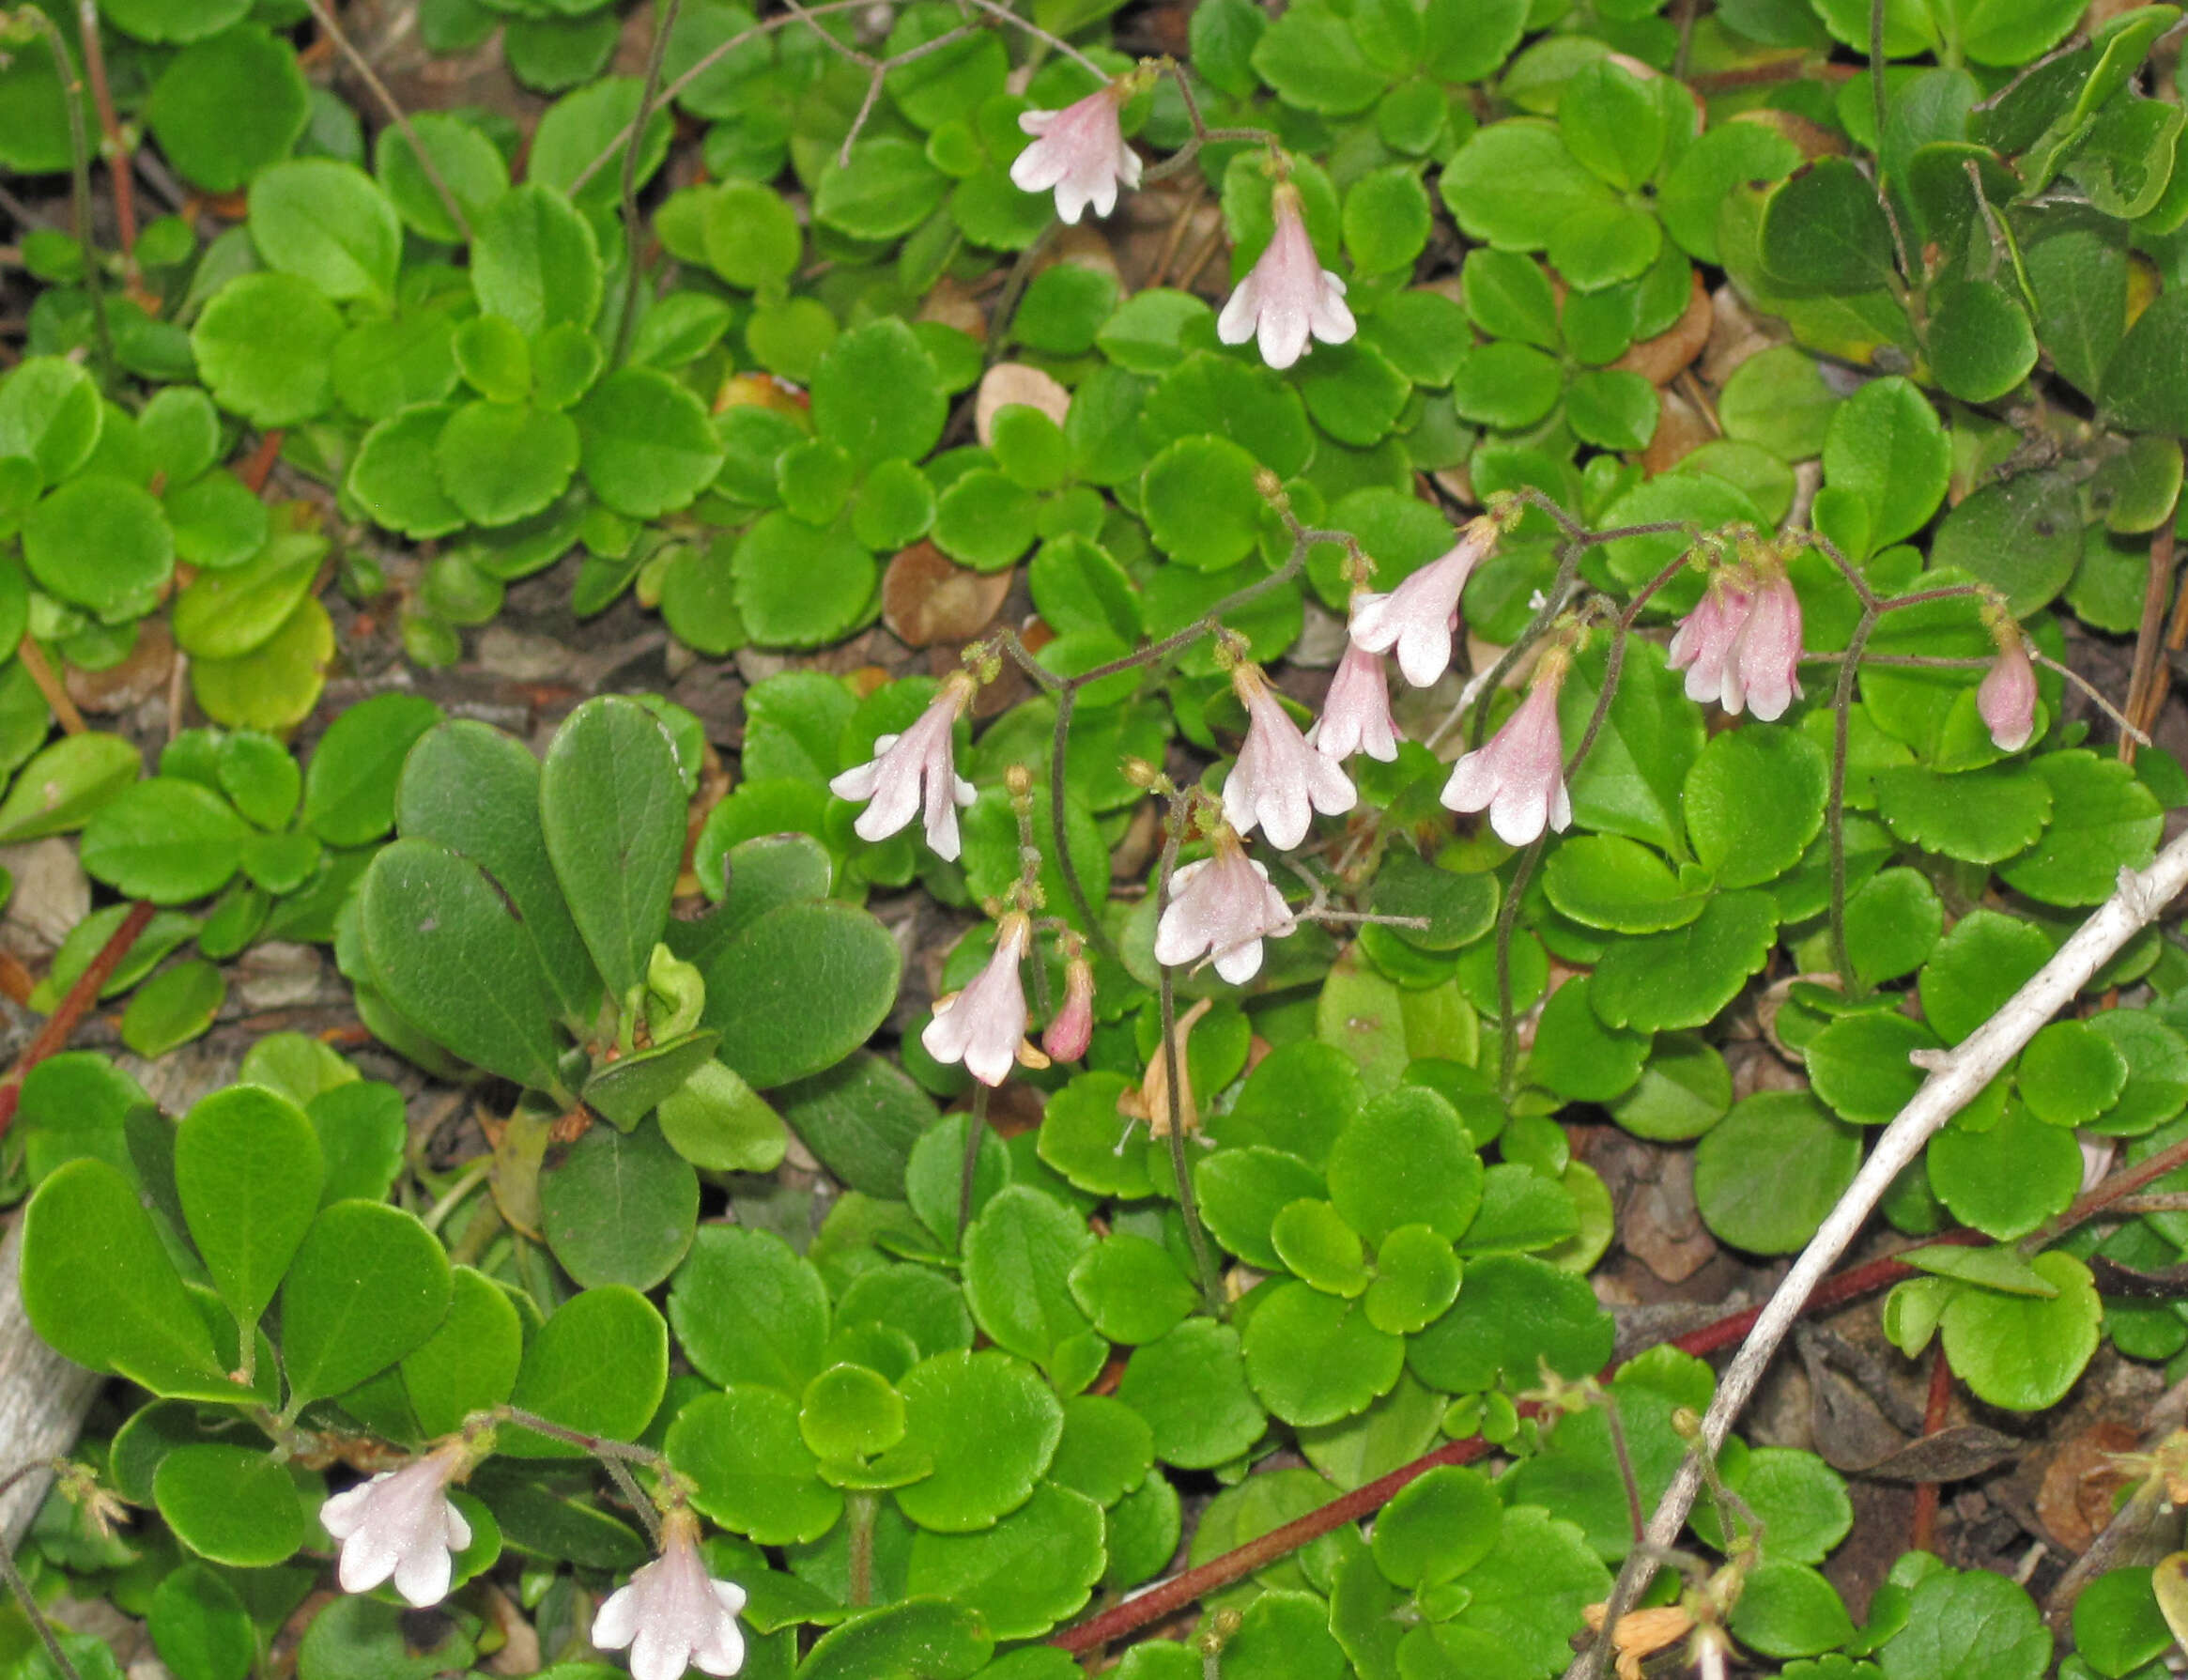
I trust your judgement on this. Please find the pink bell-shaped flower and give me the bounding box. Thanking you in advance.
[592,1509,748,1680]
[1041,954,1096,1064]
[828,670,978,860]
[319,1442,474,1609]
[1348,521,1497,688]
[1308,640,1401,763]
[1216,181,1355,371]
[1732,571,1804,722]
[1666,574,1753,709]
[1978,629,2038,753]
[1155,825,1299,984]
[922,913,1034,1087]
[1442,650,1573,847]
[1010,82,1142,225]
[1224,662,1357,850]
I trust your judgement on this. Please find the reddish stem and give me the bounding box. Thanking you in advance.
[0,899,157,1136]
[1051,1434,1495,1653]
[1910,1345,1953,1554]
[75,1,136,272]
[239,430,285,496]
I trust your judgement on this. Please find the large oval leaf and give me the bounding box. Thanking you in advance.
[704,901,902,1088]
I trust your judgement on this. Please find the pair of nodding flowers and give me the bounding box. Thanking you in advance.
[320,1437,748,1680]
[1009,76,1354,371]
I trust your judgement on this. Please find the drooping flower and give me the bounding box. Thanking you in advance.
[1155,826,1298,984]
[828,670,977,860]
[319,1441,474,1609]
[1042,953,1096,1063]
[923,913,1035,1087]
[592,1508,748,1680]
[1308,640,1400,763]
[1666,573,1753,710]
[1216,181,1355,372]
[1442,648,1573,847]
[1224,661,1357,850]
[1009,83,1141,225]
[1733,570,1804,722]
[1979,626,2038,753]
[1348,521,1497,688]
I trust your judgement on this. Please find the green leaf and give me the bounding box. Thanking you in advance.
[1405,1253,1612,1392]
[1930,471,2083,616]
[894,1349,1064,1532]
[1927,1101,2082,1240]
[402,1265,523,1438]
[1995,750,2161,905]
[303,692,442,847]
[0,732,142,842]
[503,1286,668,1457]
[1559,58,1665,191]
[1433,1504,1611,1672]
[1684,725,1827,888]
[1326,1086,1483,1243]
[1878,1567,2052,1680]
[120,959,226,1059]
[21,1158,231,1396]
[795,1601,992,1680]
[146,1563,255,1680]
[247,160,401,304]
[81,778,249,903]
[153,1446,306,1568]
[1558,637,1707,856]
[1068,1234,1196,1346]
[670,1384,841,1544]
[434,400,580,529]
[192,272,342,428]
[1440,120,1610,254]
[575,367,725,519]
[540,1119,699,1289]
[1372,1464,1500,1588]
[24,474,174,620]
[1875,763,2051,864]
[964,1186,1096,1368]
[1541,835,1707,933]
[1661,123,1804,265]
[395,718,598,1022]
[1251,3,1385,114]
[1926,278,2038,403]
[1731,1562,1857,1658]
[903,1483,1106,1639]
[374,113,509,243]
[1271,1198,1370,1297]
[0,356,100,481]
[172,531,323,660]
[816,138,948,239]
[1242,1282,1404,1426]
[175,1085,324,1333]
[1115,1319,1266,1469]
[1694,1091,1862,1254]
[2072,1567,2172,1680]
[1821,375,1949,548]
[359,838,564,1088]
[279,1200,452,1408]
[2018,1019,2129,1127]
[147,26,310,195]
[732,512,876,647]
[1589,890,1779,1032]
[471,183,602,336]
[668,1225,829,1393]
[702,901,902,1087]
[776,1053,934,1197]
[1141,435,1268,571]
[539,696,685,999]
[1760,158,1898,293]
[810,319,948,469]
[1364,1225,1462,1334]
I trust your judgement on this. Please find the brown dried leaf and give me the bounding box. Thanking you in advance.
[1846,1425,2026,1484]
[883,542,1012,648]
[1641,387,1714,476]
[65,620,174,714]
[1615,271,1714,387]
[2038,1420,2140,1554]
[976,362,1071,445]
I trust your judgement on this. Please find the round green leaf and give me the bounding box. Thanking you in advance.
[154,1446,306,1567]
[1542,835,1708,933]
[1140,434,1268,570]
[504,1286,669,1457]
[24,474,173,620]
[1325,1086,1482,1243]
[574,367,725,519]
[933,468,1040,571]
[401,1265,524,1439]
[894,1349,1063,1532]
[1927,278,2038,403]
[1242,1281,1404,1426]
[81,778,249,903]
[0,356,100,482]
[670,1384,842,1544]
[1927,1101,2082,1241]
[669,1225,829,1394]
[964,1185,1096,1365]
[148,25,310,194]
[702,900,901,1087]
[1589,890,1779,1033]
[1694,1091,1861,1254]
[810,318,947,468]
[2072,1567,2171,1680]
[248,159,401,303]
[1405,1252,1612,1393]
[374,113,510,243]
[279,1200,452,1408]
[472,184,603,336]
[800,1363,906,1462]
[731,511,876,647]
[175,1085,324,1331]
[541,1119,699,1289]
[904,1482,1106,1640]
[433,400,579,528]
[1684,726,1828,888]
[1731,1561,1857,1658]
[193,272,343,427]
[1067,1234,1196,1345]
[1117,1318,1265,1469]
[1878,1565,2052,1680]
[1821,375,1949,549]
[2018,1020,2130,1127]
[1372,1464,1500,1588]
[1995,750,2161,906]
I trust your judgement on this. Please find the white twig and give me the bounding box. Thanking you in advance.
[1564,829,2188,1680]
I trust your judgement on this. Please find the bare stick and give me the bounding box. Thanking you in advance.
[1563,827,2188,1680]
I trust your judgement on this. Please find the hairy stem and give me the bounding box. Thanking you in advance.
[1827,605,1880,996]
[610,0,685,370]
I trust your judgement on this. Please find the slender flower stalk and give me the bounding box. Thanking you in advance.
[1154,825,1298,984]
[1224,661,1356,850]
[828,670,978,859]
[1442,645,1574,847]
[592,1507,748,1680]
[1308,640,1400,763]
[1979,617,2038,752]
[319,1440,476,1609]
[1217,179,1355,371]
[922,912,1039,1087]
[1348,520,1497,688]
[1009,80,1142,224]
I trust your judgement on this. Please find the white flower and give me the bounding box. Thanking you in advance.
[1155,829,1297,984]
[1009,83,1141,224]
[1223,662,1356,851]
[1307,640,1400,763]
[1732,570,1804,722]
[1348,522,1497,689]
[922,913,1035,1087]
[828,671,978,860]
[593,1510,748,1680]
[319,1443,473,1609]
[1665,574,1752,710]
[1217,181,1355,371]
[1441,652,1573,848]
